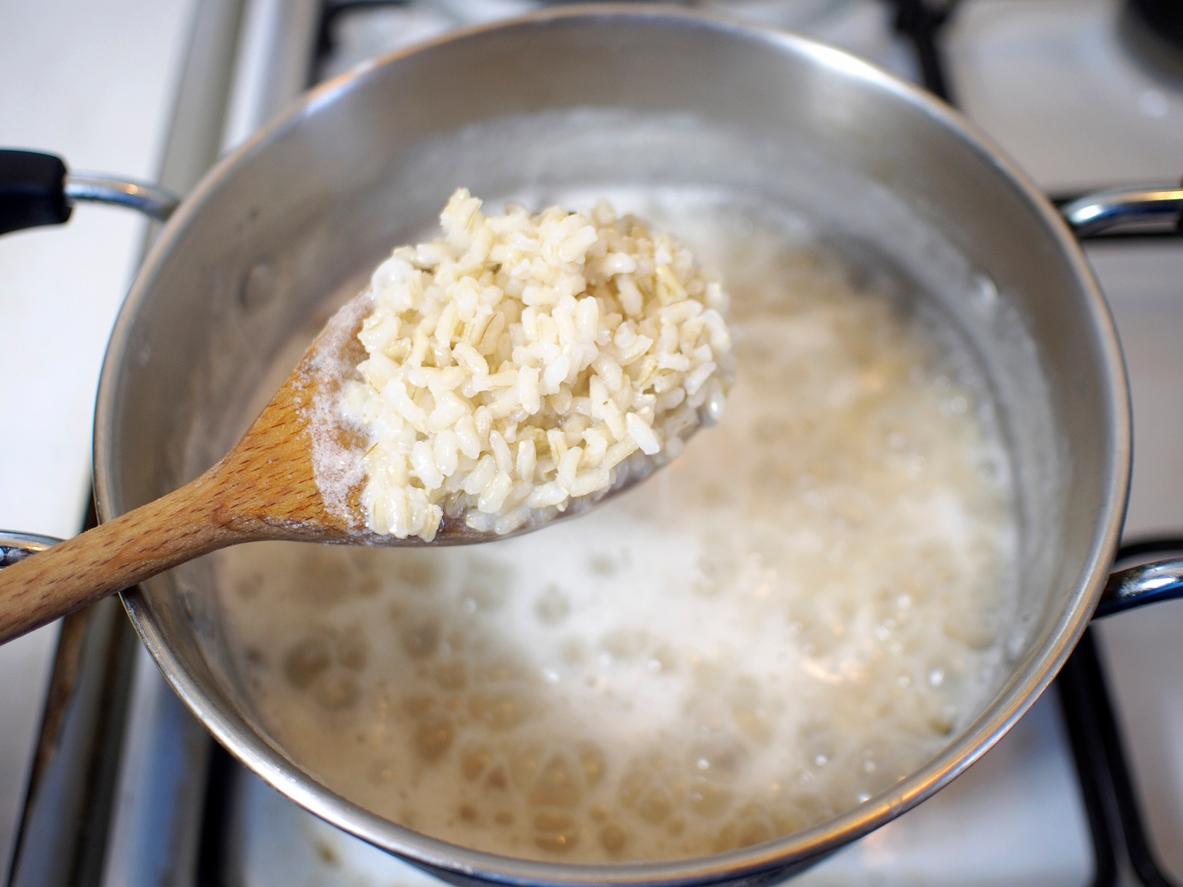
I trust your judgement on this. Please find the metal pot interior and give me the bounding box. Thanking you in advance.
[96,9,1126,883]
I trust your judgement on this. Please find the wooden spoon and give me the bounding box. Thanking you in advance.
[0,300,651,644]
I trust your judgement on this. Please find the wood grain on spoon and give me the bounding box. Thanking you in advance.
[0,298,634,645]
[0,194,737,645]
[0,328,372,645]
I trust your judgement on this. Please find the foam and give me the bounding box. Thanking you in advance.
[213,193,1018,863]
[302,292,372,526]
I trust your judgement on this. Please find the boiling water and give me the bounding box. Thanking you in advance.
[213,194,1018,863]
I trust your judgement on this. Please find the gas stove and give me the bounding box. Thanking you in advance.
[4,2,1181,885]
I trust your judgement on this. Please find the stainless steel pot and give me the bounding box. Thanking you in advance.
[3,7,1183,885]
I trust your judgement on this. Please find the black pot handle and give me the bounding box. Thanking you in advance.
[0,148,179,235]
[0,151,71,235]
[1096,538,1183,617]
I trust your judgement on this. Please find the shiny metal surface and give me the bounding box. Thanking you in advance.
[64,173,181,223]
[1061,185,1183,237]
[1099,557,1183,617]
[88,6,1135,885]
[2,519,140,887]
[0,532,59,567]
[6,593,138,887]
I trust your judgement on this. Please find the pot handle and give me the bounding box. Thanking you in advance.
[1095,539,1183,617]
[0,149,179,235]
[1060,183,1183,237]
[1,532,61,568]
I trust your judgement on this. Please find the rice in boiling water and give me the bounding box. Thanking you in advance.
[216,193,1017,863]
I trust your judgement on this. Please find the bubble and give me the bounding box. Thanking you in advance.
[468,692,531,731]
[460,744,491,782]
[578,743,606,787]
[476,658,526,685]
[943,609,998,650]
[486,766,508,791]
[282,636,330,689]
[434,660,467,691]
[402,695,433,717]
[532,811,578,853]
[927,703,958,737]
[237,575,262,600]
[688,781,732,818]
[587,553,618,576]
[369,759,397,784]
[714,804,778,852]
[599,824,627,853]
[336,632,369,671]
[638,789,674,824]
[689,736,747,778]
[601,630,650,659]
[534,585,570,625]
[400,617,441,660]
[393,554,440,588]
[561,639,588,665]
[414,713,455,762]
[618,759,676,825]
[459,558,512,612]
[314,674,359,710]
[529,756,581,808]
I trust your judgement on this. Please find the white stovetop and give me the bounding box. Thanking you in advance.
[0,0,194,869]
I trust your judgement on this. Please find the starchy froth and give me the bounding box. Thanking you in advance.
[216,193,1017,863]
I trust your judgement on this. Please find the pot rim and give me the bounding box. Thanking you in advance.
[94,5,1131,884]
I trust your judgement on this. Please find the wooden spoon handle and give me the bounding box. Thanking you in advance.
[0,473,236,644]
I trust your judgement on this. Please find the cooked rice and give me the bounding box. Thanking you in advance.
[340,189,734,541]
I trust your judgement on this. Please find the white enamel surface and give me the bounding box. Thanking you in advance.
[1089,243,1183,883]
[0,0,192,869]
[949,0,1183,191]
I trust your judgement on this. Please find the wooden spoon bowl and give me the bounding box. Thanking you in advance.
[0,301,605,644]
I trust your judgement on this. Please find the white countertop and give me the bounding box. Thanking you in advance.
[0,0,193,868]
